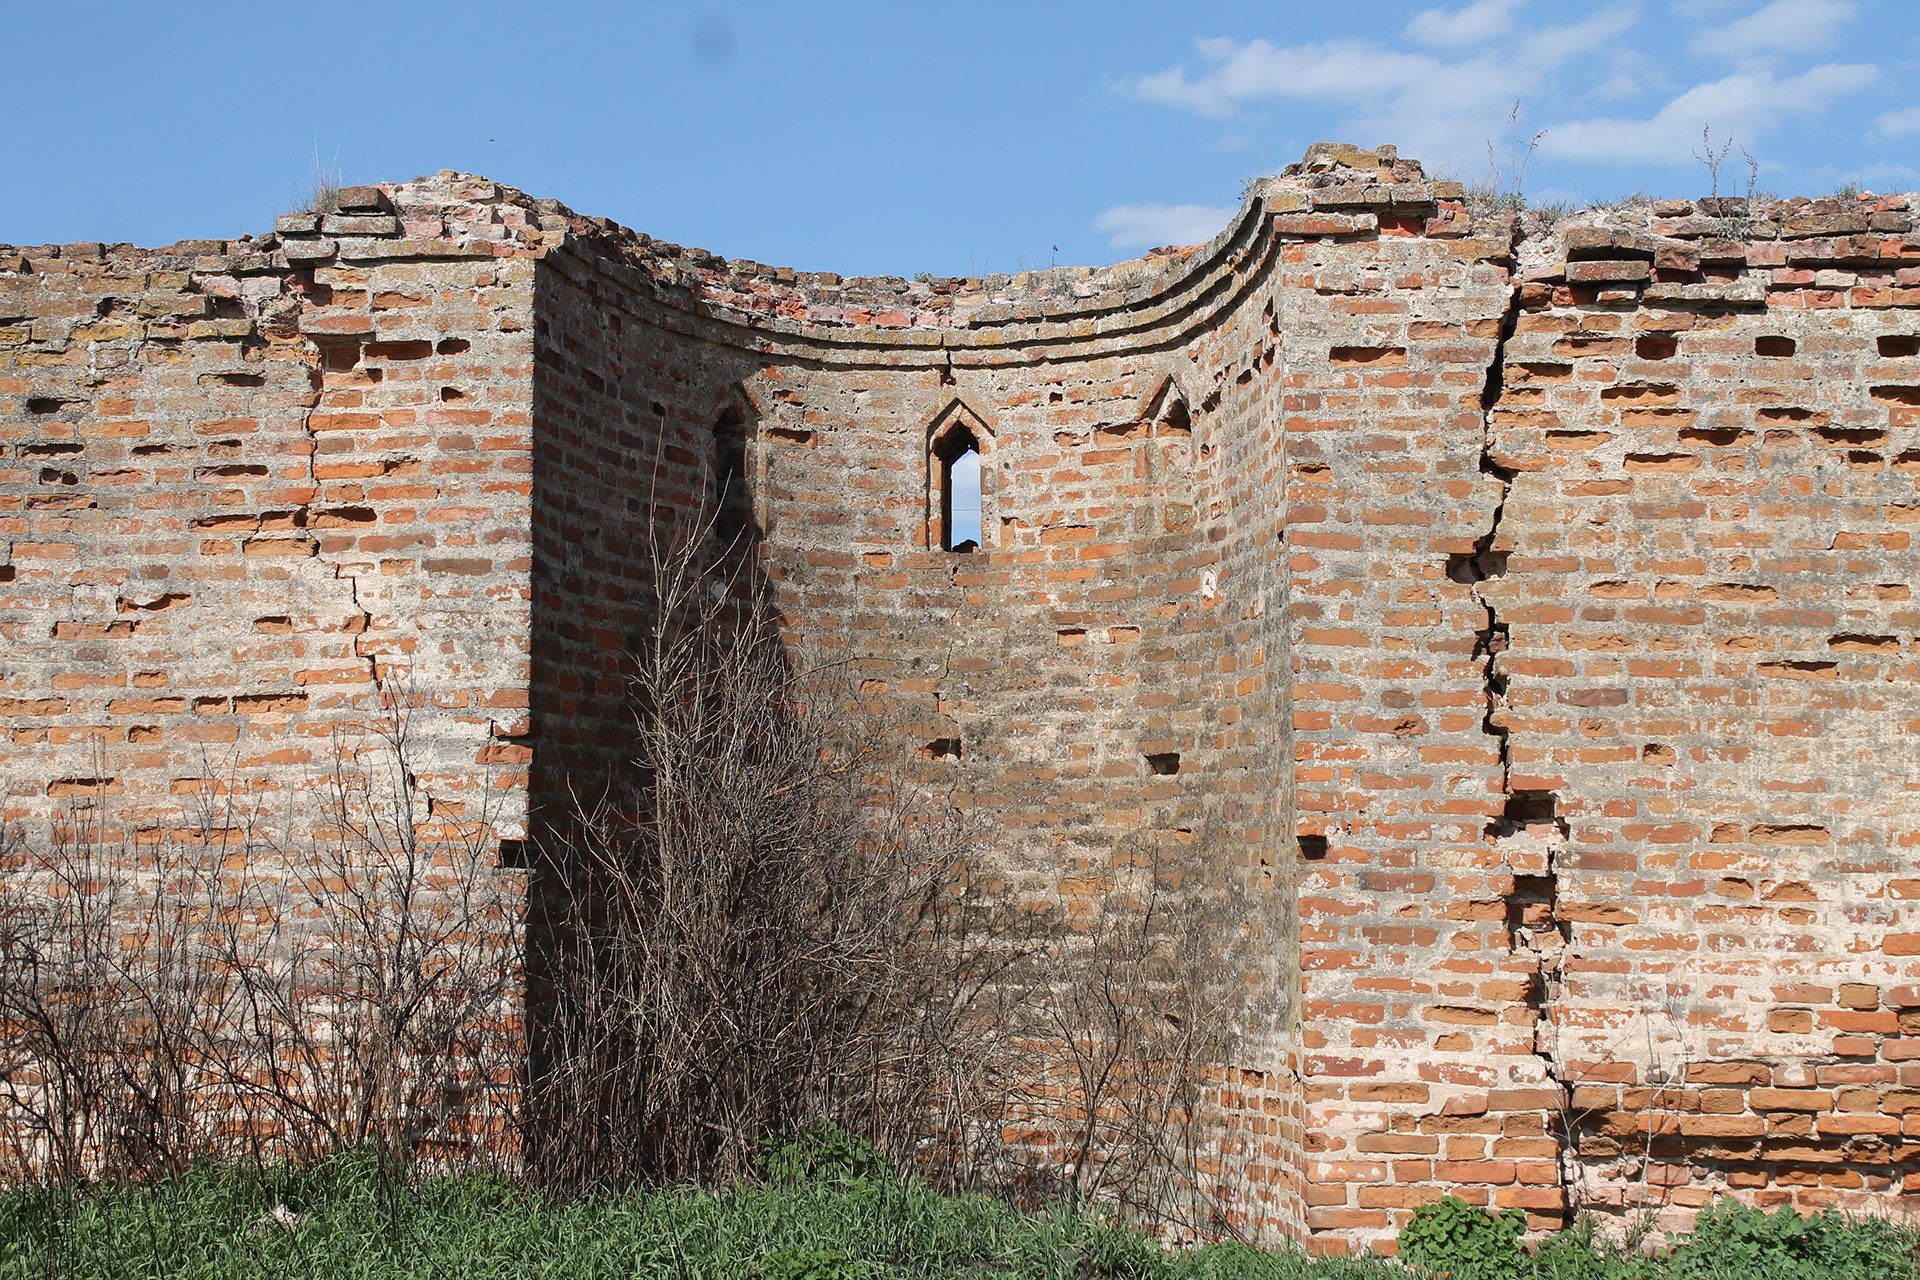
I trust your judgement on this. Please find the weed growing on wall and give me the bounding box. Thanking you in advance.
[1467,101,1546,217]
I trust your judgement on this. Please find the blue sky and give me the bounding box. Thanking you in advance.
[4,1,1915,277]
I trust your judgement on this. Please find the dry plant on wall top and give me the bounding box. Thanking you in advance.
[1469,101,1547,217]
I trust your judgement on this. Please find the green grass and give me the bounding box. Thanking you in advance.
[0,1156,1913,1280]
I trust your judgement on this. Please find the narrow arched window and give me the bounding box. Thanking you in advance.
[712,408,749,543]
[935,427,981,552]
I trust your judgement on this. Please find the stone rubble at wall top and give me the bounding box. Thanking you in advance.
[5,143,1918,340]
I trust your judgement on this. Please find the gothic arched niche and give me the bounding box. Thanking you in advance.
[922,397,995,552]
[708,385,760,546]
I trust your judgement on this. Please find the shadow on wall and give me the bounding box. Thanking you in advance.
[514,267,1021,1191]
[518,260,780,1183]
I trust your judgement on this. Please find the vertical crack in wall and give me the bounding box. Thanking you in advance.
[1459,260,1579,1225]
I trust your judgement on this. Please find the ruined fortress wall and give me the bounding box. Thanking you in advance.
[1494,224,1920,1226]
[522,200,1309,1228]
[1285,189,1920,1252]
[4,150,1918,1250]
[0,186,537,856]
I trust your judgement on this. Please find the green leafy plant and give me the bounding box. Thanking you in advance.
[762,1121,893,1189]
[759,1243,876,1280]
[1667,1202,1915,1280]
[1397,1195,1525,1279]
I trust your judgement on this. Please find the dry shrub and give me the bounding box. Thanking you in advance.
[520,525,1038,1191]
[0,510,1257,1237]
[0,703,522,1186]
[1021,833,1258,1236]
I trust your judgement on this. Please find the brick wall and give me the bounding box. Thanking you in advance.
[3,147,1916,1248]
[0,178,537,871]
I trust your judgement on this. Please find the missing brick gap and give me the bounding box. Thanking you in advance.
[1495,786,1577,1226]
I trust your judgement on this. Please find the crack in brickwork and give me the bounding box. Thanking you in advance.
[1469,267,1580,1227]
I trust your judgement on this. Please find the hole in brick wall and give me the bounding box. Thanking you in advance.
[922,737,962,760]
[26,397,76,415]
[1159,396,1192,438]
[1446,549,1508,583]
[1815,426,1888,446]
[1678,426,1753,447]
[650,401,666,417]
[441,387,466,401]
[498,838,530,869]
[1877,335,1919,358]
[436,338,470,355]
[1755,336,1796,357]
[1488,789,1566,839]
[1505,790,1559,823]
[1601,382,1679,402]
[365,341,432,361]
[320,342,361,372]
[1298,833,1328,860]
[1145,751,1181,776]
[1870,385,1920,405]
[47,778,117,797]
[1634,335,1678,359]
[1329,345,1406,366]
[39,468,77,486]
[207,373,266,388]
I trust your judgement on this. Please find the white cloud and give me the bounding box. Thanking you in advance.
[1541,63,1877,165]
[1688,0,1855,59]
[1831,161,1920,190]
[1112,10,1639,178]
[1404,0,1524,50]
[1092,202,1236,249]
[1877,105,1920,139]
[1117,38,1443,119]
[1515,6,1637,67]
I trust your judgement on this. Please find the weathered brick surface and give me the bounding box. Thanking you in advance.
[4,149,1918,1248]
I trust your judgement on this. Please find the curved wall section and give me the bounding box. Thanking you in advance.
[5,148,1920,1251]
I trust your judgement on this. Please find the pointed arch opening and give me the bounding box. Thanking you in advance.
[924,398,994,553]
[934,425,981,552]
[711,403,752,545]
